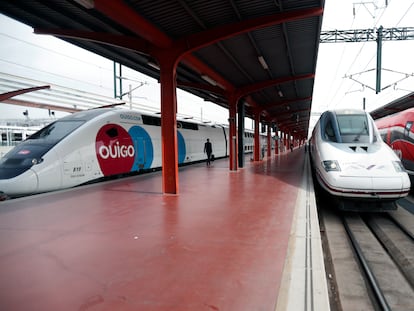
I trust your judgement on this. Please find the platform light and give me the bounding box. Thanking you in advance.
[201,75,217,86]
[258,56,269,70]
[74,0,94,9]
[278,90,284,97]
[147,61,160,70]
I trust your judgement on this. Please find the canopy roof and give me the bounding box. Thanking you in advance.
[0,0,325,138]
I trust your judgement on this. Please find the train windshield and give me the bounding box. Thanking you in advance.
[336,114,369,143]
[28,120,84,142]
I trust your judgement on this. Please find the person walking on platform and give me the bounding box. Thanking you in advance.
[204,138,213,166]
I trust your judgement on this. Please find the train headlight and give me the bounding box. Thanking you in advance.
[322,160,341,172]
[392,161,406,172]
[31,158,43,165]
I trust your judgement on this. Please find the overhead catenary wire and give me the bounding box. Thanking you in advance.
[339,1,414,108]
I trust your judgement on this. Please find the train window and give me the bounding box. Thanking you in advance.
[1,133,6,144]
[28,120,84,142]
[324,121,336,142]
[180,121,198,130]
[337,114,367,135]
[12,133,23,142]
[142,115,161,126]
[337,114,369,143]
[141,115,198,130]
[404,121,413,136]
[106,127,118,138]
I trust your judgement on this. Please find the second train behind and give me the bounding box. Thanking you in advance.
[375,107,414,184]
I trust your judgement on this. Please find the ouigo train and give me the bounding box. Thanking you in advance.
[309,109,410,210]
[375,107,414,182]
[0,107,263,199]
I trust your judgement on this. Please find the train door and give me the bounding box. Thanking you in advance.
[404,121,413,137]
[129,126,154,171]
[133,137,147,170]
[402,121,414,164]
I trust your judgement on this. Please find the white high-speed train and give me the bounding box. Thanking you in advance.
[0,107,265,199]
[309,109,410,210]
[0,107,266,199]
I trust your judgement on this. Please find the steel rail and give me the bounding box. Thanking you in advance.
[342,216,391,311]
[304,153,315,311]
[387,213,414,242]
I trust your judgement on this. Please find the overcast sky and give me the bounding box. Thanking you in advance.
[311,0,414,128]
[1,0,414,132]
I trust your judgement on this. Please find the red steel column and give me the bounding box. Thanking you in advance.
[267,125,271,157]
[254,114,260,161]
[228,100,237,171]
[159,57,179,194]
[275,138,279,155]
[285,133,289,151]
[280,131,283,153]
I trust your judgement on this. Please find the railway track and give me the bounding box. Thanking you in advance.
[319,197,414,311]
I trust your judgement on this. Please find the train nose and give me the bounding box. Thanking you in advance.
[0,169,39,197]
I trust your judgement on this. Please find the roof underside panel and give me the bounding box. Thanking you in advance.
[195,34,265,87]
[254,26,291,76]
[286,17,321,73]
[0,0,325,138]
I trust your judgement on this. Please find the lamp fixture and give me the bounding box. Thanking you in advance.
[147,61,160,70]
[258,55,269,70]
[73,0,94,9]
[201,75,217,86]
[278,90,284,97]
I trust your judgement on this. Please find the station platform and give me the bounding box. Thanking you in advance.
[0,147,329,311]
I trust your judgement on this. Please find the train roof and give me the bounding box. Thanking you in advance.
[58,108,113,122]
[318,109,368,120]
[329,109,367,115]
[370,92,414,120]
[56,107,228,129]
[375,107,414,128]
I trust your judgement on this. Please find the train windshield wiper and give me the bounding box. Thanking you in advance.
[353,121,368,142]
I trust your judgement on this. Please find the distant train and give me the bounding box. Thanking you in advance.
[0,125,41,157]
[309,109,410,210]
[375,107,414,181]
[0,107,265,199]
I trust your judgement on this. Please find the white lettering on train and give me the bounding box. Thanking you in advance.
[99,142,135,159]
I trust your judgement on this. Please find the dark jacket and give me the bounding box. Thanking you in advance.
[204,141,212,154]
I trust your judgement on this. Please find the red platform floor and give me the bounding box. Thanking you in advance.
[0,148,306,311]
